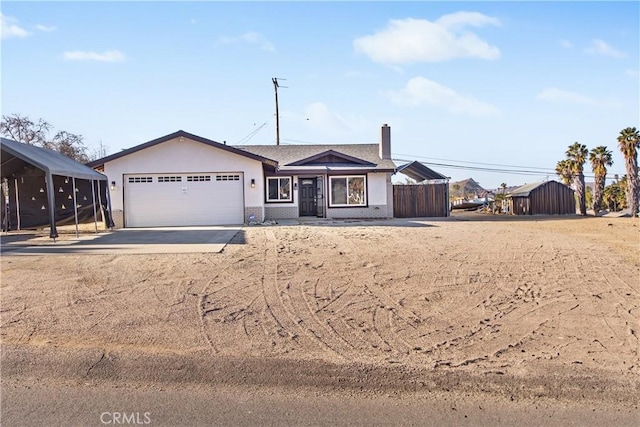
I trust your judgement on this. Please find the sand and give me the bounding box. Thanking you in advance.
[1,213,639,419]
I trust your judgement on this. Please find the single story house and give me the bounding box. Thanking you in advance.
[87,125,397,227]
[507,180,576,215]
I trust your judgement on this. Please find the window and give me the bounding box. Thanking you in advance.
[215,174,240,181]
[158,176,182,183]
[266,177,292,202]
[329,176,366,207]
[187,175,211,182]
[128,176,153,183]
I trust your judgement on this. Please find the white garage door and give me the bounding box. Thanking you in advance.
[124,173,244,227]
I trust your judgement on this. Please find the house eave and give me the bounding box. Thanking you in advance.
[87,130,278,169]
[265,166,396,175]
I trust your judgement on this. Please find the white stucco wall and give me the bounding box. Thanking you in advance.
[365,173,390,206]
[103,137,265,213]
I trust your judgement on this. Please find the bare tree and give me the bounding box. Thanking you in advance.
[1,113,91,163]
[89,140,110,161]
[0,113,53,148]
[51,130,89,163]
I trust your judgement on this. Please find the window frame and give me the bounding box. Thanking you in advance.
[328,175,367,207]
[265,176,293,203]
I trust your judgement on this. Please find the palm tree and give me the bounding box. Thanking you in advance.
[566,142,588,215]
[617,127,640,217]
[589,146,613,215]
[555,159,573,185]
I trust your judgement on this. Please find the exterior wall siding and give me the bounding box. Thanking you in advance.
[111,209,124,229]
[103,137,265,212]
[244,206,264,223]
[326,205,389,219]
[386,175,394,218]
[265,206,299,220]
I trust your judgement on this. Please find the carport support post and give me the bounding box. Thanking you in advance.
[91,179,98,233]
[103,181,114,229]
[72,177,79,238]
[45,173,58,239]
[13,178,20,230]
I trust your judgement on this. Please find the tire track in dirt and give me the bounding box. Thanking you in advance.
[259,229,346,359]
[296,277,357,357]
[197,256,267,353]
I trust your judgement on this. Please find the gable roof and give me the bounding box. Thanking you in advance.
[87,130,277,168]
[1,137,106,181]
[286,149,376,167]
[397,161,448,182]
[508,180,571,197]
[236,144,396,172]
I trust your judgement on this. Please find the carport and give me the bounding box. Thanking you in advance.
[1,137,114,238]
[393,161,450,218]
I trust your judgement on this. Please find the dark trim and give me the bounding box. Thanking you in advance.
[264,176,294,204]
[87,130,278,168]
[327,174,368,208]
[271,168,395,175]
[286,150,376,167]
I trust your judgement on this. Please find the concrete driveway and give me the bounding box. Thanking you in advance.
[0,226,243,255]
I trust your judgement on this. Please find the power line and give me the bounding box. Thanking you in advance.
[392,157,602,180]
[393,152,555,172]
[236,120,270,145]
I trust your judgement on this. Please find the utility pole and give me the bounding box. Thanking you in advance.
[272,78,287,145]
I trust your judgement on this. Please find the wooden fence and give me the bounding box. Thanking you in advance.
[393,184,449,218]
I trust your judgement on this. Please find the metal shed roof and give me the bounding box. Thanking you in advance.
[396,161,448,182]
[508,181,562,197]
[1,137,106,181]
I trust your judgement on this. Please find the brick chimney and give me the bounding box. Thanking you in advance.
[379,124,391,160]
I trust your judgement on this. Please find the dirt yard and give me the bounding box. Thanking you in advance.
[1,213,639,418]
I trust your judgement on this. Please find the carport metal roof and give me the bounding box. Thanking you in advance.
[1,137,106,181]
[396,161,449,182]
[1,137,111,238]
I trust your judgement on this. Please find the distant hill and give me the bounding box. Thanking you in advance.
[449,178,487,199]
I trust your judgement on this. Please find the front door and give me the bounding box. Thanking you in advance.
[299,178,317,216]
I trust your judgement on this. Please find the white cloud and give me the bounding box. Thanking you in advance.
[436,11,501,29]
[584,39,626,58]
[385,77,501,116]
[36,24,57,32]
[626,69,639,77]
[353,12,501,64]
[536,88,597,106]
[214,31,275,52]
[559,39,573,49]
[63,50,126,62]
[1,13,30,40]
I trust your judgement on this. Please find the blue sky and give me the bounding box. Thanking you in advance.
[2,1,638,189]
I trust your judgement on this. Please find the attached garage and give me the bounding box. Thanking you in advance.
[87,131,274,228]
[123,173,244,227]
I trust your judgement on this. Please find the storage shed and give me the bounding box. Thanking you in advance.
[507,180,575,215]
